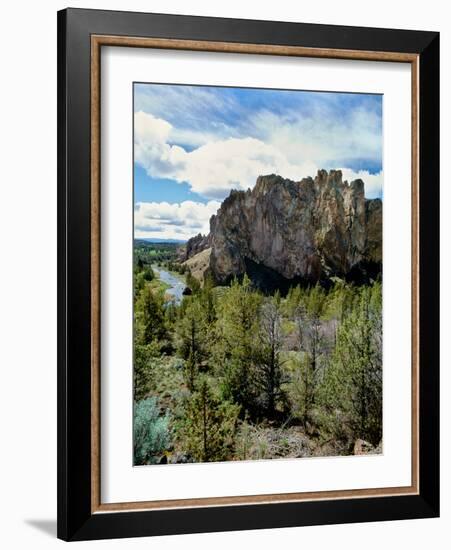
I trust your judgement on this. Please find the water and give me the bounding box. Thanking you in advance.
[152,266,186,305]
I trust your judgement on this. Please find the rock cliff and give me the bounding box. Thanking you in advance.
[177,232,211,262]
[184,170,382,290]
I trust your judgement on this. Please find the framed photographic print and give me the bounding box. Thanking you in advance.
[57,8,439,541]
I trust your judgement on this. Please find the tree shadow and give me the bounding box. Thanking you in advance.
[25,519,57,538]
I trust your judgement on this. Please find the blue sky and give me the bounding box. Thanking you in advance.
[134,83,383,241]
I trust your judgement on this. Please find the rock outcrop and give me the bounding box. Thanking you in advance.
[185,170,382,290]
[177,232,211,262]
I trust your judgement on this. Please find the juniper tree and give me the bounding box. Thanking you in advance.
[214,275,261,416]
[199,273,217,325]
[320,284,382,445]
[135,286,167,344]
[180,377,240,462]
[255,299,285,417]
[176,298,209,390]
[133,341,161,401]
[292,284,326,425]
[185,271,201,294]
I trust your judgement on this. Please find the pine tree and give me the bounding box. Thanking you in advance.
[185,271,201,294]
[135,287,167,344]
[180,377,240,462]
[133,341,160,401]
[214,275,261,416]
[255,299,285,416]
[320,285,382,445]
[176,298,208,390]
[199,273,217,324]
[292,284,326,426]
[283,284,304,317]
[288,352,316,427]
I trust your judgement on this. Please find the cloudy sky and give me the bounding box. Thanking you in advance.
[134,83,383,241]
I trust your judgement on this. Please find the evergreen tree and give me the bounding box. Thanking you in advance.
[133,341,160,401]
[288,353,316,427]
[180,377,240,462]
[199,273,217,325]
[142,266,154,281]
[185,271,201,294]
[165,302,177,326]
[176,298,209,390]
[284,284,304,317]
[134,269,146,298]
[135,287,167,344]
[320,285,382,445]
[214,275,261,415]
[255,299,285,416]
[292,284,326,425]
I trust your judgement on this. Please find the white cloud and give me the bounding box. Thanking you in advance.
[135,110,172,143]
[134,111,186,178]
[250,107,382,169]
[169,127,221,149]
[134,110,383,201]
[178,137,318,198]
[134,200,221,241]
[134,84,238,143]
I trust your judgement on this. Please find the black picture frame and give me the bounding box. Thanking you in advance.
[57,7,439,541]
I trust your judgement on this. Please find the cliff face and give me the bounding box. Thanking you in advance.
[185,170,382,289]
[177,233,211,262]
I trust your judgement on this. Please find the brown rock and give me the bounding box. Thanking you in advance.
[354,438,382,455]
[177,233,211,262]
[206,170,382,287]
[183,170,382,288]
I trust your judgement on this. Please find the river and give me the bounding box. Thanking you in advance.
[152,266,187,305]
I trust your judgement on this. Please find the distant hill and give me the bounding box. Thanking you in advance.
[134,238,187,244]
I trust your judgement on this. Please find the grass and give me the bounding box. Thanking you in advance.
[149,277,170,294]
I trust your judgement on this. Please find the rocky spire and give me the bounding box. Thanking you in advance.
[184,170,382,289]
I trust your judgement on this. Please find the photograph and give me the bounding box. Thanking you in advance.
[52,6,440,542]
[132,83,383,466]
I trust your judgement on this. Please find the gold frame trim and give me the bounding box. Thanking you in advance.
[90,35,420,514]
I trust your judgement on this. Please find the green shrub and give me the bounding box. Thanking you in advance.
[133,397,171,465]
